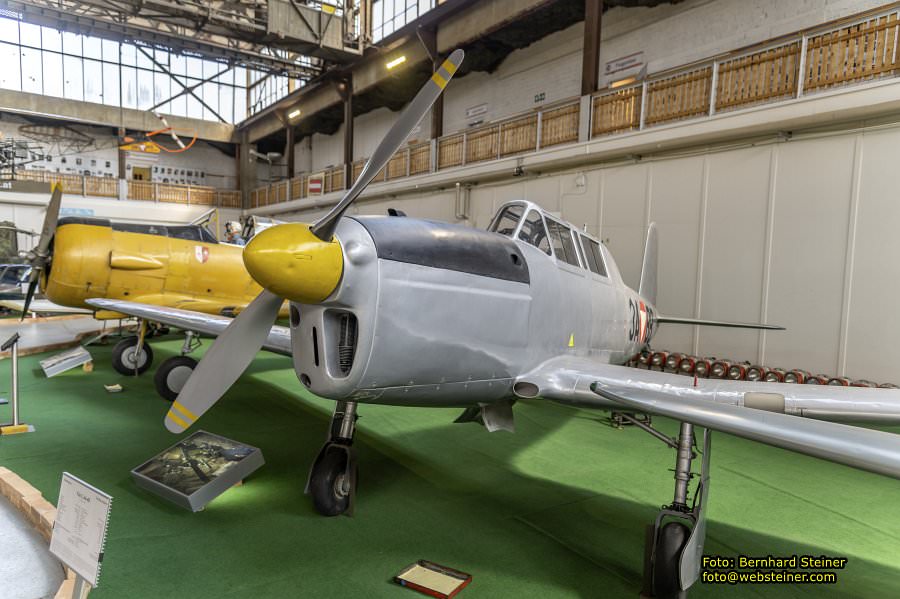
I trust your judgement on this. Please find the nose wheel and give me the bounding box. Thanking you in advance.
[307,401,358,517]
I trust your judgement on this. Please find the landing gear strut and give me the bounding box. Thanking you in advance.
[307,401,358,517]
[640,422,712,599]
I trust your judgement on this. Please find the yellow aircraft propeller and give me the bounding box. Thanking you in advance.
[164,49,465,433]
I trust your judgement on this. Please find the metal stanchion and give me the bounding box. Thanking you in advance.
[1,332,34,435]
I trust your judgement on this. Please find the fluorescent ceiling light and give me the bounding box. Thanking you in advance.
[288,109,302,119]
[386,55,407,70]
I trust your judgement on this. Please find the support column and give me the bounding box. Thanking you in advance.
[581,0,603,96]
[286,125,296,180]
[117,127,127,200]
[339,77,353,188]
[238,131,258,210]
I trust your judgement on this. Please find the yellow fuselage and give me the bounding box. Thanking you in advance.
[44,221,274,318]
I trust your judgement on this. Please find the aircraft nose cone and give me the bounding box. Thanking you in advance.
[243,223,343,304]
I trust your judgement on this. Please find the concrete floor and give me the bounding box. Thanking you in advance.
[0,495,63,599]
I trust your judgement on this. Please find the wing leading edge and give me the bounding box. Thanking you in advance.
[515,357,900,479]
[85,298,292,356]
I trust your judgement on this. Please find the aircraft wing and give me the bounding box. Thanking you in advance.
[515,356,900,479]
[85,298,291,356]
[0,298,92,315]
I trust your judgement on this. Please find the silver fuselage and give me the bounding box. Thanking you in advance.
[290,209,655,407]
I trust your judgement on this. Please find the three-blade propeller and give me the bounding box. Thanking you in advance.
[22,184,63,319]
[164,49,466,433]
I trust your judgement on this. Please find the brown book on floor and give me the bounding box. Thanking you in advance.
[393,560,472,599]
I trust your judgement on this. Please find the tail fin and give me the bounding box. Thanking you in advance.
[638,222,657,305]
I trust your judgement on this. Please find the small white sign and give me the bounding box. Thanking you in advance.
[465,103,488,119]
[49,473,113,587]
[605,51,644,76]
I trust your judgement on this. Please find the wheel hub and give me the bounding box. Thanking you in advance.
[333,471,349,498]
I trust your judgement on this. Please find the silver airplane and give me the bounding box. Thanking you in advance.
[88,50,900,598]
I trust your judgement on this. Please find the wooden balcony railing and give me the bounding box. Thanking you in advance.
[252,3,900,209]
[11,169,240,208]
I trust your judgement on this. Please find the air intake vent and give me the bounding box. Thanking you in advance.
[337,313,357,375]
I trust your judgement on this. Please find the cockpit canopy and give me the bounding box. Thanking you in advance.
[488,201,608,277]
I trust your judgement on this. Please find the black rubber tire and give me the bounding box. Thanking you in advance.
[309,445,353,517]
[653,521,690,598]
[112,337,154,376]
[153,356,198,402]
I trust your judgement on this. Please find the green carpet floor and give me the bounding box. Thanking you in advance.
[1,337,898,598]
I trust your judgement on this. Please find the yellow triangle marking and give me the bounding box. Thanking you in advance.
[568,333,575,348]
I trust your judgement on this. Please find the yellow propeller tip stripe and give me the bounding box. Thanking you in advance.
[172,400,198,422]
[431,72,448,89]
[442,59,459,76]
[166,411,189,430]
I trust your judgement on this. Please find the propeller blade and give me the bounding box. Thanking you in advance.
[20,185,63,320]
[33,184,63,262]
[310,48,465,241]
[20,276,38,320]
[164,290,283,433]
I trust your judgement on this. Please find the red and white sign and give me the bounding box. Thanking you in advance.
[194,246,209,264]
[307,173,325,196]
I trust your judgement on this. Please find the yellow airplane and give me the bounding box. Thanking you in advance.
[21,184,286,386]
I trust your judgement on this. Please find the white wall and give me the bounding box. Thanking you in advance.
[277,121,900,384]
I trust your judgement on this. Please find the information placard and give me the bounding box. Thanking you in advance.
[49,473,113,587]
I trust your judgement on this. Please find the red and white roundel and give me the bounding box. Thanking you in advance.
[194,246,209,264]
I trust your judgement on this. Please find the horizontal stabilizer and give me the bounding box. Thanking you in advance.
[657,315,784,330]
[592,383,900,480]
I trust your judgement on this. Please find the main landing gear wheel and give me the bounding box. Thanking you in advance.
[154,355,198,401]
[111,337,154,375]
[308,444,355,516]
[653,521,690,598]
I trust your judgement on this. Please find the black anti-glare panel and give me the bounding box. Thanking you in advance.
[350,215,530,284]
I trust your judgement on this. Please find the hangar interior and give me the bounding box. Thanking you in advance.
[1,1,899,598]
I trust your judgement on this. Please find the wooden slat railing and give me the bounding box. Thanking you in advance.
[250,4,900,207]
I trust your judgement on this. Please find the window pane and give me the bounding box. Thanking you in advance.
[41,26,61,52]
[201,81,218,120]
[518,210,551,255]
[234,86,247,123]
[121,43,136,66]
[63,54,83,100]
[219,84,234,123]
[82,36,101,60]
[42,50,63,97]
[489,204,523,236]
[103,62,119,106]
[170,76,187,116]
[154,71,171,110]
[591,242,608,277]
[121,66,137,108]
[0,17,19,45]
[186,56,202,78]
[546,219,579,267]
[170,52,186,76]
[580,235,600,274]
[0,43,21,90]
[136,45,153,69]
[102,39,119,62]
[20,48,41,94]
[186,84,202,119]
[62,32,81,56]
[83,59,102,103]
[19,22,40,48]
[137,68,153,108]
